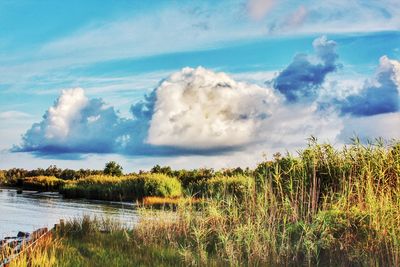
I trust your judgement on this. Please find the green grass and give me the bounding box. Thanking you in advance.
[9,216,185,267]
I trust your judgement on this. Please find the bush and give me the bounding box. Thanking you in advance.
[22,176,66,191]
[174,168,214,196]
[140,173,182,198]
[206,175,253,198]
[61,174,182,201]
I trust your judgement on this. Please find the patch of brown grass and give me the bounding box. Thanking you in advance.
[142,196,202,206]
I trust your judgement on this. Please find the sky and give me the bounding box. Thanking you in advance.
[0,0,399,172]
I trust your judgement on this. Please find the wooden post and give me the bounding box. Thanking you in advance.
[60,219,65,232]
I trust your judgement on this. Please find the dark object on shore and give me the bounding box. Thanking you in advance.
[17,232,30,238]
[16,189,23,194]
[1,227,51,267]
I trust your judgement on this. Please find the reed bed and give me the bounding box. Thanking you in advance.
[9,216,184,267]
[22,176,66,191]
[61,173,182,201]
[133,140,400,266]
[6,140,400,266]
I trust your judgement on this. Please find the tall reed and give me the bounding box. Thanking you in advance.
[133,140,400,266]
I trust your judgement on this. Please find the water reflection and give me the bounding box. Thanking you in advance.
[0,189,138,238]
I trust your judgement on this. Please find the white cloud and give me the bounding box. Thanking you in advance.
[231,70,277,86]
[257,103,342,148]
[45,88,88,139]
[15,88,124,154]
[380,56,400,90]
[298,0,400,33]
[339,112,400,142]
[318,76,365,101]
[147,67,280,149]
[0,111,33,120]
[37,6,264,67]
[14,64,399,162]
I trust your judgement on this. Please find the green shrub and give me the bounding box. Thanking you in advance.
[22,176,66,191]
[206,175,253,197]
[61,174,182,201]
[172,168,214,196]
[140,173,182,198]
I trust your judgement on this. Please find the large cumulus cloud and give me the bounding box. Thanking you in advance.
[14,88,127,155]
[273,35,339,102]
[147,67,279,149]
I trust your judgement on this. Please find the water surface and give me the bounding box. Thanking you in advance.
[0,188,138,238]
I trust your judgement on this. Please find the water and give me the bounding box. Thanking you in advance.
[0,188,138,238]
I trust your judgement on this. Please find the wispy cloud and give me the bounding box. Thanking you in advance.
[247,0,276,20]
[297,0,400,33]
[1,0,398,99]
[281,6,308,30]
[0,111,33,120]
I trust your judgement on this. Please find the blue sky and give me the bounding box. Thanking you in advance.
[0,0,399,171]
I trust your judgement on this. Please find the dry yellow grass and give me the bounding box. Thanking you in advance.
[142,196,202,206]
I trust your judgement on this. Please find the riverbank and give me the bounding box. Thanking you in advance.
[0,188,138,240]
[0,173,184,202]
[8,216,184,267]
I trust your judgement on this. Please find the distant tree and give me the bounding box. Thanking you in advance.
[104,161,123,176]
[219,167,245,177]
[60,169,77,180]
[45,165,62,178]
[6,168,27,180]
[151,165,172,176]
[27,168,45,177]
[151,165,162,173]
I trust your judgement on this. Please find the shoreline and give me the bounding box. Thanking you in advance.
[0,186,138,207]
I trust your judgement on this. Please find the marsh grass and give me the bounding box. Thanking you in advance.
[7,216,184,267]
[133,140,400,266]
[22,176,66,191]
[6,140,400,266]
[61,173,182,201]
[141,196,203,209]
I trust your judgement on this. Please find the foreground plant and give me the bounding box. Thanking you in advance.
[134,140,400,266]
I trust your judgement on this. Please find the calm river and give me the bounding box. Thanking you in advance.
[0,188,138,238]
